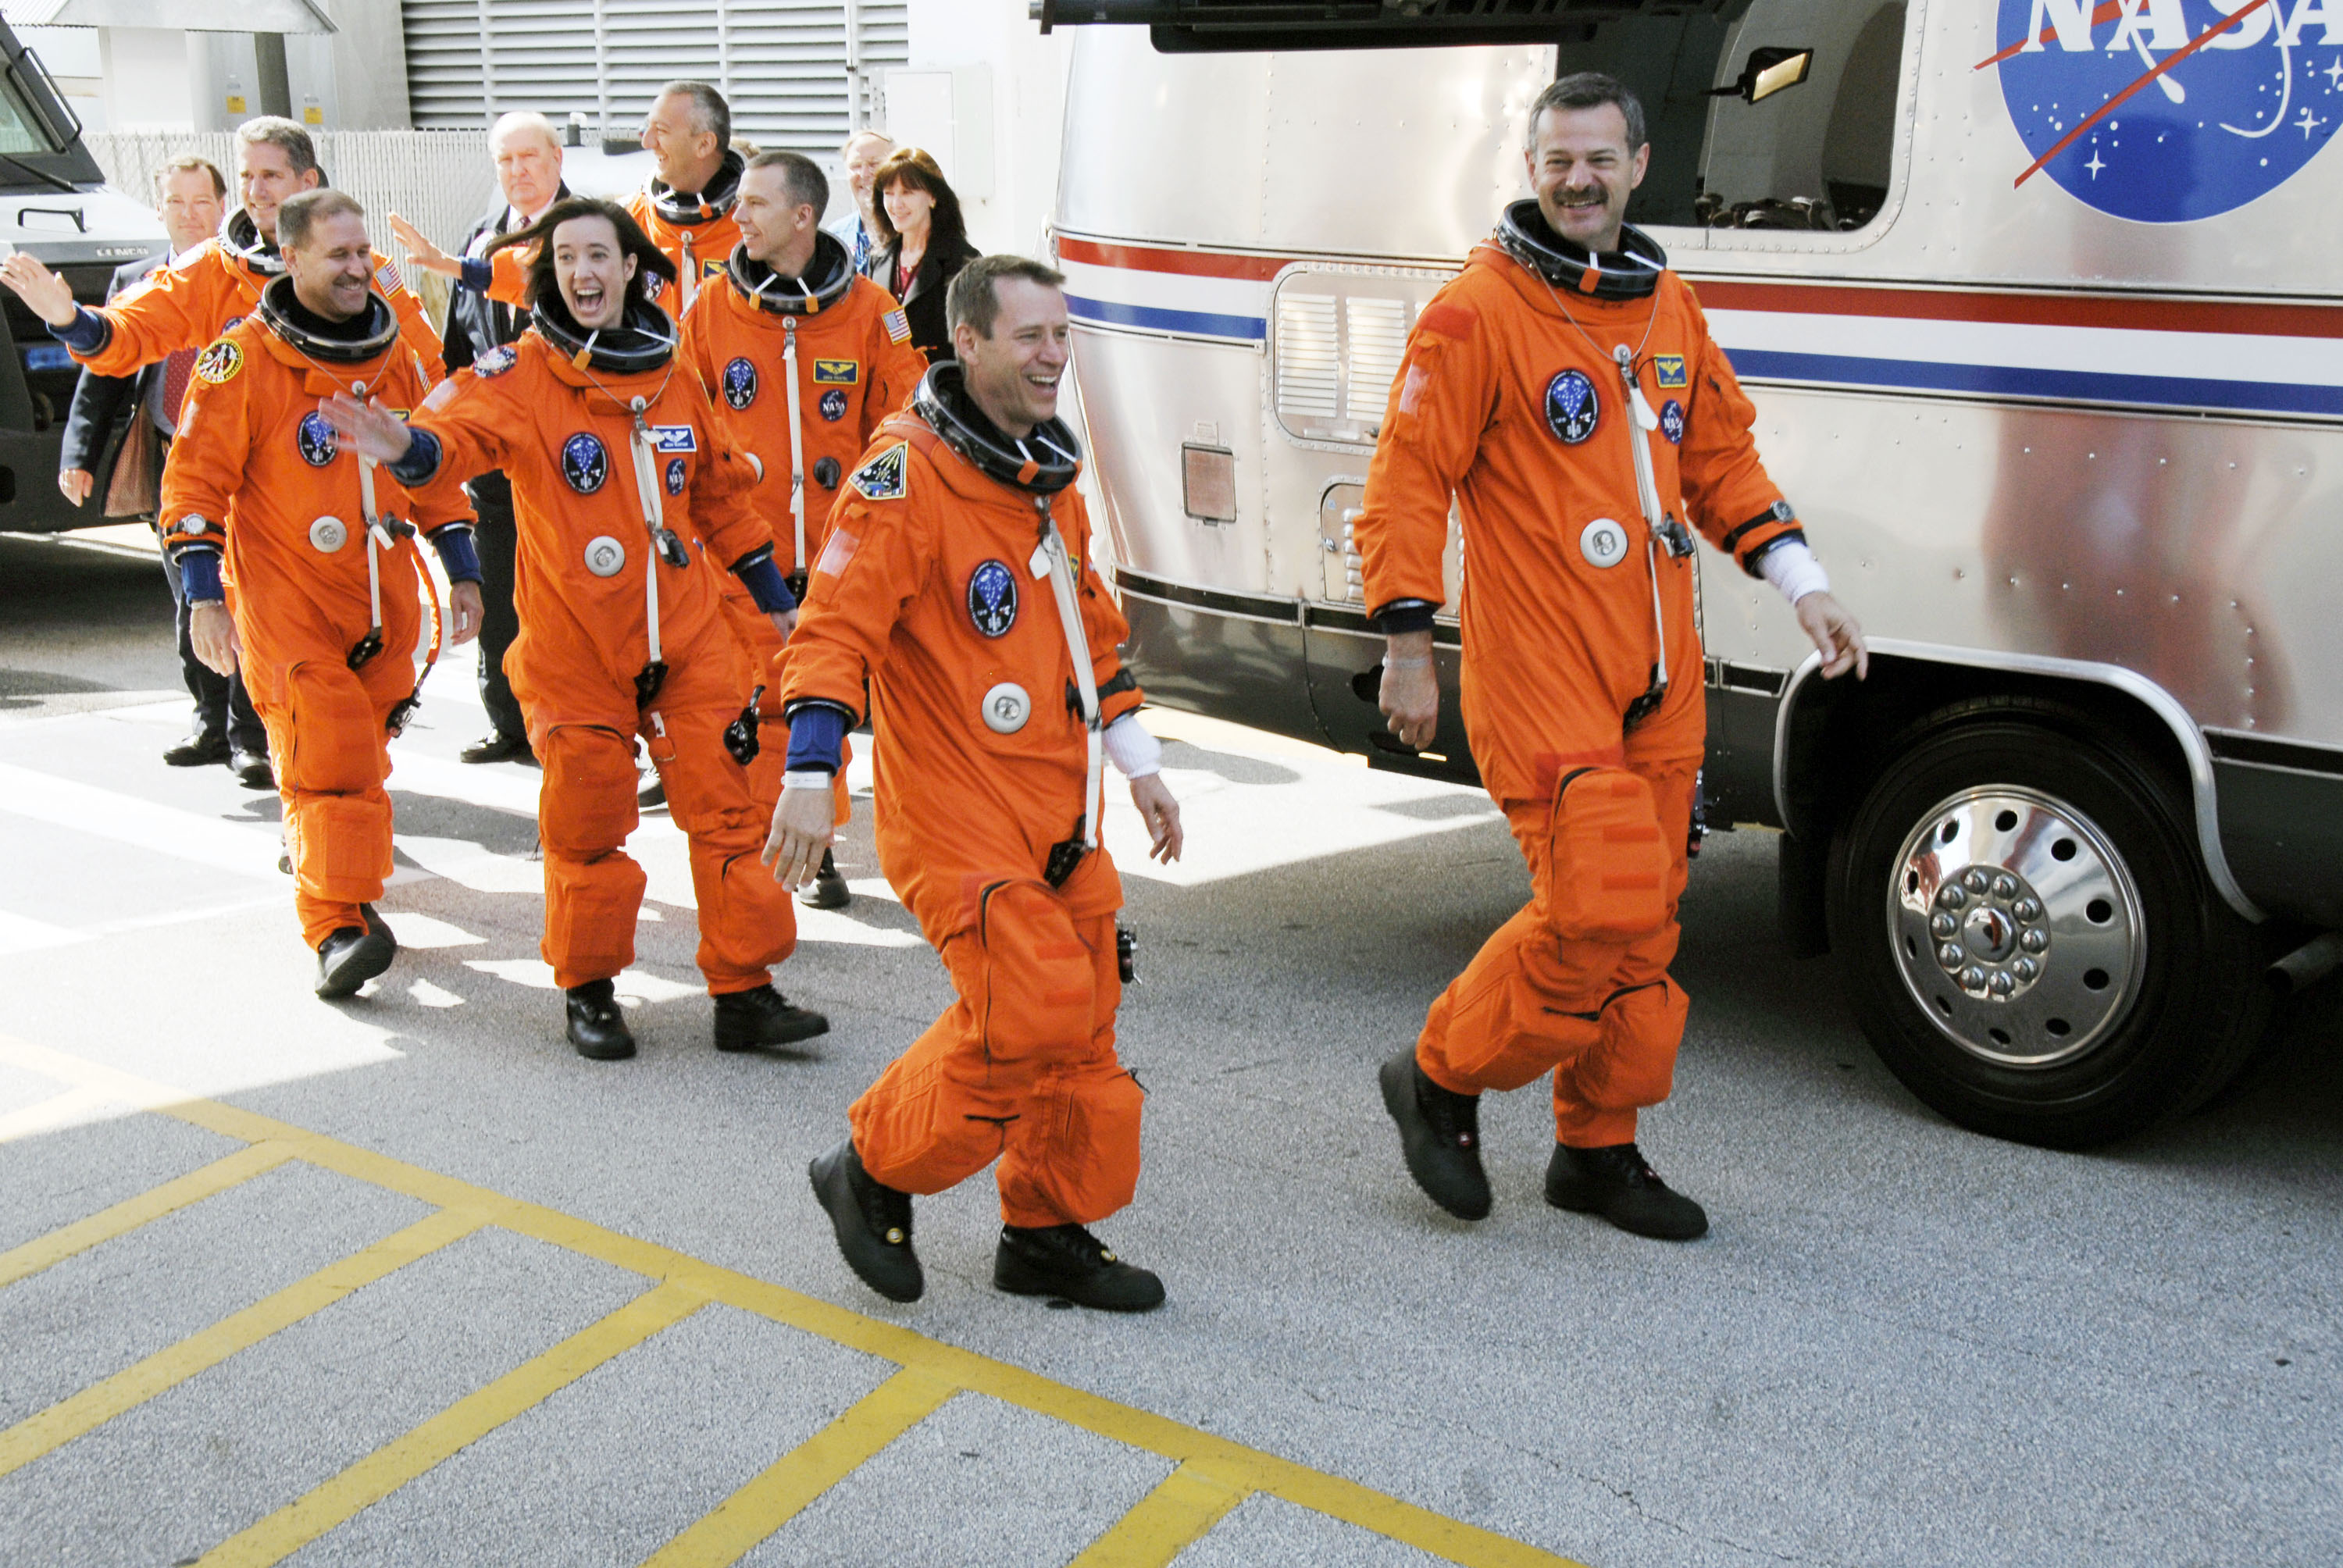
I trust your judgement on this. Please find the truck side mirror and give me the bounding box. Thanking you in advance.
[1710,47,1813,105]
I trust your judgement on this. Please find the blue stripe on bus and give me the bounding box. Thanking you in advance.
[1728,349,2343,418]
[1065,293,1268,342]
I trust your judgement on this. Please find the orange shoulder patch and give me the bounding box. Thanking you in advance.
[1416,302,1476,340]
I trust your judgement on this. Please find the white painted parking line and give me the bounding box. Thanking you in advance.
[0,761,283,880]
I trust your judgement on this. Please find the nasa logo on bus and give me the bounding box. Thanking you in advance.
[1988,0,2343,223]
[966,559,1018,636]
[665,457,686,495]
[295,411,339,466]
[1544,369,1599,444]
[722,356,758,409]
[1660,399,1686,445]
[560,432,608,494]
[819,388,848,422]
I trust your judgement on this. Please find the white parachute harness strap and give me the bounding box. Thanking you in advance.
[626,397,666,669]
[1032,494,1105,850]
[782,315,808,575]
[679,230,697,313]
[1614,344,1673,704]
[358,451,387,642]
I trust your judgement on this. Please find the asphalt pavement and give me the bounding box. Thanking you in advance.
[2,525,2338,1568]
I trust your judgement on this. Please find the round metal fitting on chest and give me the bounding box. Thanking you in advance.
[583,535,626,579]
[980,681,1031,735]
[1580,517,1630,569]
[308,515,348,554]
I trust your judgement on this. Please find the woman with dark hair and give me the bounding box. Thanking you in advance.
[324,196,826,1062]
[862,147,980,362]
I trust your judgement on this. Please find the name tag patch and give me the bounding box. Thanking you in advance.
[650,424,697,454]
[812,358,859,385]
[1653,355,1688,390]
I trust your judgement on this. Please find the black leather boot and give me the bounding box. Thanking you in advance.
[1378,1050,1490,1220]
[314,904,396,1000]
[808,1139,922,1302]
[797,848,851,911]
[994,1223,1164,1313]
[164,729,229,766]
[1544,1142,1709,1241]
[565,978,637,1060]
[712,985,829,1052]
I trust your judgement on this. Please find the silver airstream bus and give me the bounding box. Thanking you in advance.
[1039,1,2343,1146]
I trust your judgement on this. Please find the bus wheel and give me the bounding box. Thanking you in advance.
[1825,698,2268,1149]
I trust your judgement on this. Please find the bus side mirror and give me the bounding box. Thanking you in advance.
[1710,47,1813,105]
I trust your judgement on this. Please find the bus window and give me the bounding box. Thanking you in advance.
[1564,0,1909,233]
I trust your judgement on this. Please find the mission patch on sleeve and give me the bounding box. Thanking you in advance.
[847,440,909,501]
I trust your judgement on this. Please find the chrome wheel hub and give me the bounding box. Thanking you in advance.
[1888,787,2144,1068]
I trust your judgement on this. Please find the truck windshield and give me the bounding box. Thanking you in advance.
[1584,0,1909,233]
[0,54,69,156]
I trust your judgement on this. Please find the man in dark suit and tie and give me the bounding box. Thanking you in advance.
[59,155,269,782]
[389,110,571,764]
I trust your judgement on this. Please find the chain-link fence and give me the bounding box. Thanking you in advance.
[85,130,498,328]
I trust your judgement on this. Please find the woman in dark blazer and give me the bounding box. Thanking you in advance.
[861,146,980,364]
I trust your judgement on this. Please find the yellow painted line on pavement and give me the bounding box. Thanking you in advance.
[1067,1459,1253,1568]
[3,1035,1583,1568]
[639,1367,958,1567]
[0,1140,294,1290]
[0,1206,486,1481]
[198,1280,707,1568]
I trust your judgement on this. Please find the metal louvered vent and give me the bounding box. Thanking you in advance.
[1274,292,1340,423]
[402,1,907,147]
[1271,269,1448,446]
[1343,296,1409,422]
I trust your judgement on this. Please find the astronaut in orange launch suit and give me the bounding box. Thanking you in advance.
[765,256,1186,1314]
[1359,75,1868,1241]
[158,190,480,999]
[680,149,925,910]
[328,198,825,1064]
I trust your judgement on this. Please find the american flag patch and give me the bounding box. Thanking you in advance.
[883,308,910,344]
[375,259,406,295]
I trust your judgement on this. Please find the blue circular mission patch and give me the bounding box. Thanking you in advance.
[561,432,608,494]
[665,456,686,495]
[967,559,1018,637]
[1660,398,1685,445]
[722,356,758,410]
[295,410,339,467]
[819,387,848,422]
[1545,369,1599,444]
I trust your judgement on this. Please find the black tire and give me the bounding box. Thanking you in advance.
[1825,697,2270,1149]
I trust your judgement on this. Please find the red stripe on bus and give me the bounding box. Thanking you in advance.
[1690,280,2343,339]
[1062,235,2343,339]
[1056,235,1289,280]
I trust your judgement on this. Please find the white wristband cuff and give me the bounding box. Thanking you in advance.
[1759,540,1830,605]
[1103,713,1162,780]
[783,769,834,791]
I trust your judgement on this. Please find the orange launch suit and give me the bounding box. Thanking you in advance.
[161,314,469,948]
[680,255,923,818]
[779,418,1150,1229]
[405,329,797,994]
[1353,236,1798,1148]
